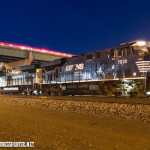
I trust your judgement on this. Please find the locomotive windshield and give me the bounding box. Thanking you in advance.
[132,41,150,55]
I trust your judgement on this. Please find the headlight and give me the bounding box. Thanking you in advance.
[146,91,150,95]
[137,41,146,46]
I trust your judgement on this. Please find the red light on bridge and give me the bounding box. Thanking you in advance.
[0,41,75,58]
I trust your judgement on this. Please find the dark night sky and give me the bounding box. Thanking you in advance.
[0,0,150,55]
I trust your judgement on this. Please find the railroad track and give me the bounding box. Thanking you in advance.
[0,94,150,105]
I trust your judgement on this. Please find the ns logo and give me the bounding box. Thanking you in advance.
[75,63,84,70]
[65,63,84,71]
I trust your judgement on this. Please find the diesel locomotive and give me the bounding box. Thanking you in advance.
[1,40,150,97]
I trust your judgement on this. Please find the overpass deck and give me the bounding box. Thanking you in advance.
[0,42,74,64]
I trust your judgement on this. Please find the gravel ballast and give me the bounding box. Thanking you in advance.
[0,96,150,123]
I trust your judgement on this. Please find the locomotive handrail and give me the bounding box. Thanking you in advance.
[145,64,150,91]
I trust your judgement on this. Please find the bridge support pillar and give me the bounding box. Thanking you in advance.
[4,52,33,70]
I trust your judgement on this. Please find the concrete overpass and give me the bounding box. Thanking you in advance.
[0,42,74,69]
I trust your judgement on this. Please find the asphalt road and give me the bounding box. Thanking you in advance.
[0,99,150,150]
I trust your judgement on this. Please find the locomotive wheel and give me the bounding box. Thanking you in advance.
[50,91,55,96]
[45,92,51,95]
[22,91,25,95]
[130,92,137,98]
[24,92,27,95]
[58,91,62,96]
[115,92,121,98]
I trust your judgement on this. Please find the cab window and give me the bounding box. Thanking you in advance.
[124,47,131,56]
[87,54,92,59]
[96,52,100,58]
[132,46,148,54]
[110,49,114,57]
[117,49,122,57]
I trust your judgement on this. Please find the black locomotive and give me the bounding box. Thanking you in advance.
[1,40,150,97]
